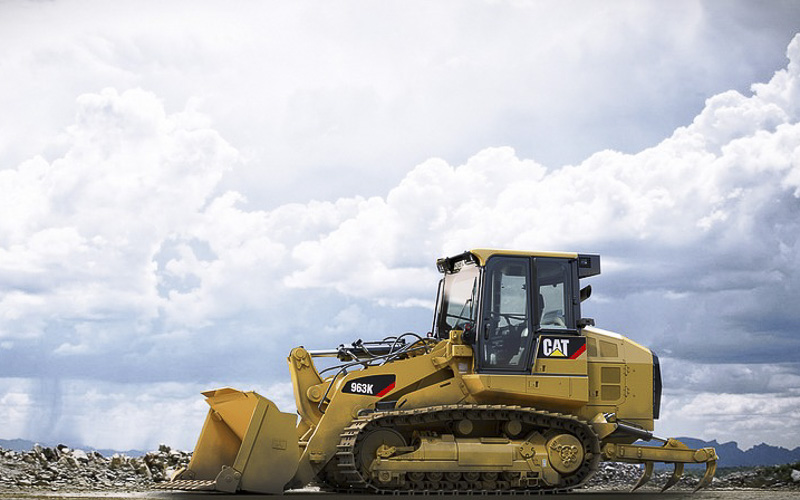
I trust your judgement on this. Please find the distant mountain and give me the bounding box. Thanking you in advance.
[674,438,800,468]
[0,438,147,458]
[0,439,37,453]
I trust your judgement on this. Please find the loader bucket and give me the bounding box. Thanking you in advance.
[162,388,299,494]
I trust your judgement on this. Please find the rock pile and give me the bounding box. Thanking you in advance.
[584,462,703,490]
[0,444,190,491]
[585,461,643,489]
[720,465,800,489]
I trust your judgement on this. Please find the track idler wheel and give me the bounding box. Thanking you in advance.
[357,428,406,485]
[546,433,585,475]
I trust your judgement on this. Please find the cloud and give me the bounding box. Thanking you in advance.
[661,359,800,396]
[1,6,800,452]
[285,35,800,370]
[2,1,800,208]
[0,88,237,352]
[0,381,33,441]
[0,87,434,392]
[0,377,296,451]
[658,391,800,449]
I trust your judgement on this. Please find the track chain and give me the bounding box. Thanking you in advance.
[328,404,600,494]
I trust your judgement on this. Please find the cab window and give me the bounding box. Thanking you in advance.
[435,263,480,338]
[536,258,574,330]
[479,257,532,372]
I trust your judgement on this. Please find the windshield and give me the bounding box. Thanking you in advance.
[435,263,481,338]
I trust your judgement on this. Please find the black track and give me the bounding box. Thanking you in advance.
[325,404,601,494]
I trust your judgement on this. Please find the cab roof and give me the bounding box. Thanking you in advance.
[468,248,578,265]
[436,248,600,278]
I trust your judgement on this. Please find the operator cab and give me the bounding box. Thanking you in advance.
[433,249,600,374]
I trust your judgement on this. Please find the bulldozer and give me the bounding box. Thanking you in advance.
[160,249,717,494]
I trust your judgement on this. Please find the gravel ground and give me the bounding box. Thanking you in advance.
[1,445,798,497]
[1,490,800,500]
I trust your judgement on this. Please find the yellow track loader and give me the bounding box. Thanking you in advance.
[160,249,717,494]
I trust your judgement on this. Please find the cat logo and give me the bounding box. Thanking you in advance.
[542,338,568,357]
[537,335,587,360]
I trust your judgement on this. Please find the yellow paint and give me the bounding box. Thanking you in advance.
[468,248,579,266]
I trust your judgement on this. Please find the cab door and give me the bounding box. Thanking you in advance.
[477,256,534,373]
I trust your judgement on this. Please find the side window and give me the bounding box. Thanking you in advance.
[536,259,573,330]
[436,266,480,338]
[479,257,532,371]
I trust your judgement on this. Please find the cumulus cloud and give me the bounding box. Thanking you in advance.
[659,391,800,449]
[286,35,800,369]
[0,88,237,352]
[1,15,800,451]
[0,87,432,392]
[3,1,800,209]
[661,359,800,396]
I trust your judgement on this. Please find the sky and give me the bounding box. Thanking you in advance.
[1,0,800,453]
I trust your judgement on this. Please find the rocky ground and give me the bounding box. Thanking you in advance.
[0,444,189,491]
[0,444,798,493]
